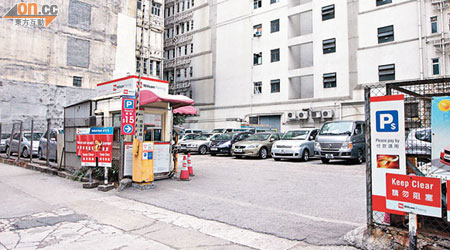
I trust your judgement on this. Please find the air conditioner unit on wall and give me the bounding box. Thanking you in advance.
[298,111,309,120]
[322,110,334,119]
[286,111,298,120]
[312,111,322,119]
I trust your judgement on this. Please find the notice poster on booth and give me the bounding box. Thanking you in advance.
[76,127,114,167]
[370,95,407,214]
[431,96,450,179]
[386,173,441,218]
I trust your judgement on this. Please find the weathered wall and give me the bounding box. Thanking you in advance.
[0,79,96,127]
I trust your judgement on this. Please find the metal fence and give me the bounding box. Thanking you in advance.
[365,78,450,239]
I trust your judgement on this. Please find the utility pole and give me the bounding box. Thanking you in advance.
[135,0,148,141]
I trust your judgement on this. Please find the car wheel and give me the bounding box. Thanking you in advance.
[198,145,207,155]
[354,149,364,164]
[321,158,330,164]
[38,148,44,160]
[259,147,268,159]
[22,148,29,158]
[274,158,281,161]
[301,149,310,162]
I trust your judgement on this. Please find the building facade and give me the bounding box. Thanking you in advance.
[0,0,164,124]
[179,0,450,132]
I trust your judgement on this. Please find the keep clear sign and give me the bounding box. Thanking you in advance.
[386,173,441,218]
[370,95,407,214]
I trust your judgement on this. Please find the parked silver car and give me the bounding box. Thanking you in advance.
[271,129,319,161]
[0,133,11,152]
[179,133,218,155]
[406,128,431,157]
[38,128,63,161]
[5,131,43,157]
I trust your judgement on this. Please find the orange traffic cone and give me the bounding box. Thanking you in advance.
[187,153,195,176]
[179,156,190,181]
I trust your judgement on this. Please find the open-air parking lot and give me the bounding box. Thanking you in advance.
[120,154,366,246]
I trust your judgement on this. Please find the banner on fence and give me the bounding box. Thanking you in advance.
[386,173,441,217]
[370,95,407,214]
[76,127,113,167]
[431,96,450,179]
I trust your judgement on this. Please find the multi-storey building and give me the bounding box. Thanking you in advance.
[163,0,215,105]
[0,0,164,123]
[177,0,450,132]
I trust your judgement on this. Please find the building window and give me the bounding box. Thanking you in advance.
[156,61,161,77]
[378,64,395,81]
[137,0,142,10]
[136,58,141,72]
[378,25,394,43]
[322,38,336,54]
[270,0,279,4]
[185,45,188,55]
[254,24,262,37]
[143,59,148,74]
[191,43,194,53]
[432,58,440,75]
[192,0,194,7]
[150,60,154,75]
[323,73,337,88]
[187,0,190,9]
[73,76,82,87]
[321,5,335,21]
[191,20,194,30]
[190,67,193,77]
[271,79,280,93]
[271,49,280,62]
[152,2,161,16]
[271,19,279,33]
[431,16,438,34]
[254,82,262,94]
[254,52,262,65]
[376,0,392,6]
[254,0,262,9]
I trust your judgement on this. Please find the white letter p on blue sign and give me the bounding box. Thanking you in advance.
[376,110,399,132]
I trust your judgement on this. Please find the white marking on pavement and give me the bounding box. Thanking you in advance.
[169,188,362,227]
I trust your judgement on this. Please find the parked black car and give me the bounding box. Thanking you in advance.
[209,132,253,156]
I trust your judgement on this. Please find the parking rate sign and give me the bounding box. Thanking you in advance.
[370,95,407,214]
[121,97,136,135]
[386,173,441,218]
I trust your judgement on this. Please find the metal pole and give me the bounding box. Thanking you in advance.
[104,165,108,185]
[8,124,15,159]
[409,213,418,250]
[135,0,146,142]
[364,87,373,234]
[46,118,50,166]
[17,121,23,161]
[30,119,33,162]
[119,135,124,181]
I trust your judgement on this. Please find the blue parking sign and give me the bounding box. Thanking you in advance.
[376,110,399,132]
[124,99,134,109]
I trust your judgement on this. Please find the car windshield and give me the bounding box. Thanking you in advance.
[24,133,42,141]
[214,133,235,141]
[415,129,431,143]
[195,135,209,140]
[282,130,309,140]
[212,129,224,133]
[1,134,11,139]
[246,133,271,141]
[183,134,198,140]
[319,122,353,136]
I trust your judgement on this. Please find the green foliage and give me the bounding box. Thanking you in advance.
[174,115,186,126]
[70,163,120,183]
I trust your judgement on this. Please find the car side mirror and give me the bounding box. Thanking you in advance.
[270,138,275,142]
[309,136,314,141]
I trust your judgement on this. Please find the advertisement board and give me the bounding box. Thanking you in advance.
[370,95,407,214]
[76,127,114,167]
[124,142,133,177]
[96,75,168,97]
[386,173,441,218]
[154,142,171,174]
[121,97,136,135]
[431,96,450,179]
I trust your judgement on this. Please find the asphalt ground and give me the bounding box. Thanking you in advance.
[119,154,367,246]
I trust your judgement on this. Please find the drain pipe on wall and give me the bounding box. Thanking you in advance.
[440,0,447,76]
[418,0,424,80]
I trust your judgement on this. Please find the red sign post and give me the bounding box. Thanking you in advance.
[121,97,136,135]
[386,173,441,218]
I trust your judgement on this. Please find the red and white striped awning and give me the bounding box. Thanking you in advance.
[173,106,198,115]
[139,90,194,108]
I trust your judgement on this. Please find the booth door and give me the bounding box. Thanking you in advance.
[144,125,162,142]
